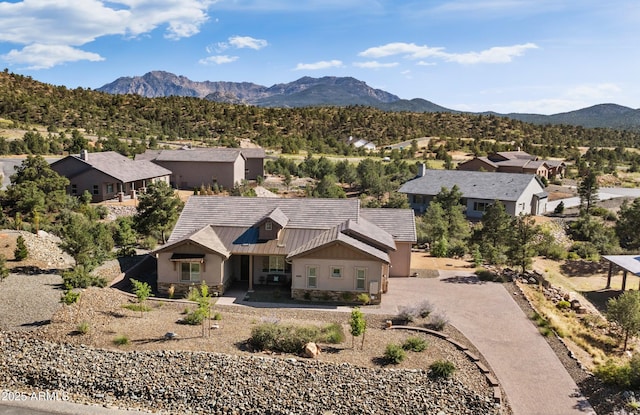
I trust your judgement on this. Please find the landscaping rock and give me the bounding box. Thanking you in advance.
[303,342,320,358]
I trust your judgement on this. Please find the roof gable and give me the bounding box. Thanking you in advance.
[57,151,171,183]
[156,225,230,258]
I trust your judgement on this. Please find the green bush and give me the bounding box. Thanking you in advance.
[384,343,406,364]
[113,335,129,346]
[62,266,107,289]
[475,268,496,281]
[556,300,571,310]
[595,360,633,388]
[180,308,206,325]
[429,360,456,378]
[356,293,371,305]
[249,322,344,352]
[213,312,222,321]
[570,241,600,261]
[122,303,152,312]
[60,289,80,305]
[402,336,428,352]
[76,321,90,334]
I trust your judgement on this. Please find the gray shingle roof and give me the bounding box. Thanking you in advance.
[240,148,266,159]
[70,152,171,183]
[341,218,396,251]
[360,208,417,243]
[169,196,361,241]
[258,207,289,228]
[139,148,244,163]
[155,225,230,258]
[398,170,541,202]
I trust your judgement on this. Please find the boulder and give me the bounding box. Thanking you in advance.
[303,342,320,358]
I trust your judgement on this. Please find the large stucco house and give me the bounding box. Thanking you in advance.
[136,147,265,190]
[398,169,548,219]
[50,150,171,202]
[153,197,416,304]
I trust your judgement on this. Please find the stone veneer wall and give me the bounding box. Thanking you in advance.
[291,289,381,305]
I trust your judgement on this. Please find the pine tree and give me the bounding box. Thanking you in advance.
[14,235,28,261]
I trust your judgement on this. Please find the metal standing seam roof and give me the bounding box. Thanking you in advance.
[398,170,542,202]
[287,225,390,263]
[341,218,396,251]
[62,152,172,183]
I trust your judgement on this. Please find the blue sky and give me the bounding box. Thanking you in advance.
[0,0,638,114]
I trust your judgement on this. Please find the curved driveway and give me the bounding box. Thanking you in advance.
[378,271,596,415]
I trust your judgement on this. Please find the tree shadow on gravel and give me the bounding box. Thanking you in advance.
[576,375,621,415]
[371,356,392,367]
[560,260,608,277]
[99,310,127,319]
[11,265,65,275]
[441,275,485,284]
[581,289,620,314]
[20,319,51,327]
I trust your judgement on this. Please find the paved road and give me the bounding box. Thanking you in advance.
[547,186,640,211]
[0,400,152,415]
[378,272,595,415]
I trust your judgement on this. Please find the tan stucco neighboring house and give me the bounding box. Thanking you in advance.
[399,169,548,219]
[136,148,254,190]
[50,150,171,202]
[153,196,416,304]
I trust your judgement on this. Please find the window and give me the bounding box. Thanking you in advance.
[92,185,99,195]
[263,256,285,272]
[473,201,490,212]
[71,184,78,195]
[355,268,366,290]
[414,195,424,204]
[265,221,273,231]
[106,183,114,194]
[181,262,201,282]
[307,266,317,288]
[330,266,343,278]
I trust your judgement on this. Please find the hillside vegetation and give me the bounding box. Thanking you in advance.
[2,70,640,156]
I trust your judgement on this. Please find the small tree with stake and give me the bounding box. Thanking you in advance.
[350,307,367,350]
[607,290,640,351]
[130,278,152,317]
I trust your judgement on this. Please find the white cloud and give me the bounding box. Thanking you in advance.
[443,43,538,64]
[228,36,268,50]
[566,83,622,101]
[353,61,399,68]
[198,55,239,65]
[0,0,213,68]
[294,60,343,70]
[359,42,444,59]
[417,61,437,66]
[359,42,537,64]
[2,44,104,69]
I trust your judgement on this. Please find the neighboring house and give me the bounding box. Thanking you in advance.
[153,197,416,303]
[240,148,266,180]
[136,148,247,190]
[347,136,376,150]
[458,151,566,179]
[50,150,171,202]
[398,169,548,218]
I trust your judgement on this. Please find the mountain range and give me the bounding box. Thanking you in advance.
[98,71,640,131]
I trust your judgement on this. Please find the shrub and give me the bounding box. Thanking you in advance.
[60,289,80,305]
[429,312,449,331]
[402,336,428,352]
[554,201,565,214]
[117,246,137,257]
[398,305,418,323]
[341,292,353,302]
[541,242,568,260]
[213,312,222,321]
[431,237,448,258]
[180,308,206,325]
[14,235,28,261]
[475,268,496,281]
[62,266,106,289]
[356,293,371,305]
[447,242,466,259]
[139,236,157,250]
[595,359,633,388]
[321,323,345,344]
[384,343,406,364]
[122,303,152,312]
[249,323,320,354]
[430,360,456,378]
[556,300,571,310]
[570,241,600,261]
[113,335,129,345]
[76,321,90,334]
[416,300,434,318]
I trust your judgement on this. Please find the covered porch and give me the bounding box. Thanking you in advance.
[603,255,640,291]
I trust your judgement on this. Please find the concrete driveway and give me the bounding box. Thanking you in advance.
[379,272,596,415]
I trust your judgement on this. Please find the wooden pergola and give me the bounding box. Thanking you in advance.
[603,255,640,291]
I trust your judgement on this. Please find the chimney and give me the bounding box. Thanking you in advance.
[80,149,88,161]
[417,162,426,177]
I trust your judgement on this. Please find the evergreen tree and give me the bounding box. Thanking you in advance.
[0,255,9,282]
[478,201,513,265]
[607,290,640,351]
[134,181,183,244]
[349,307,367,350]
[507,214,540,274]
[616,198,640,250]
[14,235,28,261]
[578,169,599,215]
